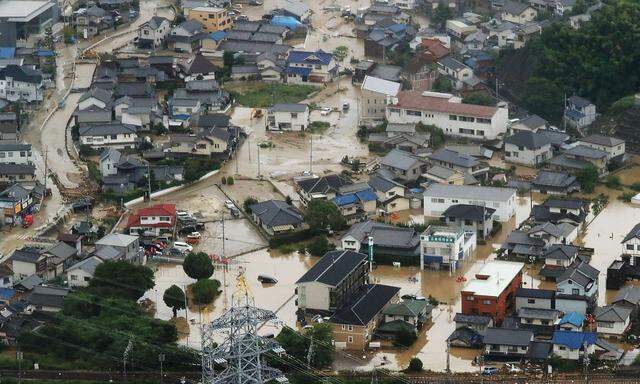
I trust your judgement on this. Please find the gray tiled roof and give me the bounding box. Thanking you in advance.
[564,145,607,159]
[612,286,640,306]
[579,134,624,147]
[483,327,533,346]
[380,149,424,171]
[271,103,308,113]
[505,131,552,150]
[503,0,531,15]
[428,148,478,168]
[558,261,599,288]
[343,220,420,249]
[423,184,516,202]
[68,256,103,275]
[250,199,303,228]
[518,307,561,320]
[544,244,579,261]
[330,284,400,326]
[532,170,577,189]
[368,173,404,192]
[442,204,495,221]
[79,123,137,136]
[594,305,632,322]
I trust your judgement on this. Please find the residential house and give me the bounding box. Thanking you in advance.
[530,198,590,227]
[187,7,233,32]
[551,330,596,360]
[423,165,470,185]
[230,65,259,80]
[138,16,171,49]
[359,75,401,124]
[0,112,18,141]
[564,96,596,128]
[94,233,144,264]
[504,131,553,166]
[0,183,39,225]
[285,50,336,84]
[578,134,625,162]
[508,114,547,134]
[539,244,580,281]
[460,260,524,324]
[0,163,36,184]
[114,96,159,131]
[420,225,477,268]
[423,184,517,222]
[171,98,201,119]
[548,145,608,176]
[437,57,473,90]
[556,294,589,317]
[427,148,489,179]
[78,123,138,150]
[276,0,310,22]
[75,87,113,125]
[0,143,32,165]
[26,286,69,313]
[441,204,496,239]
[446,19,477,44]
[501,1,538,24]
[558,312,585,331]
[126,204,177,238]
[330,284,400,350]
[622,223,640,266]
[181,54,218,78]
[556,261,599,305]
[0,65,43,103]
[379,149,428,184]
[8,247,46,281]
[518,307,561,334]
[341,220,421,260]
[386,91,509,140]
[483,328,534,358]
[249,199,304,236]
[453,313,494,334]
[501,230,546,260]
[528,221,578,245]
[611,286,640,310]
[266,103,309,131]
[368,173,405,202]
[594,305,631,337]
[515,288,555,311]
[332,188,378,223]
[364,21,416,61]
[295,250,369,314]
[296,174,352,203]
[75,6,113,39]
[381,300,431,330]
[67,256,104,288]
[531,170,580,195]
[167,20,206,53]
[42,242,78,280]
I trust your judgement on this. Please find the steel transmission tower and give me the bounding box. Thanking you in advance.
[201,267,287,384]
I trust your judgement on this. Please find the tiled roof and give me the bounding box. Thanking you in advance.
[250,199,303,227]
[330,284,400,326]
[296,250,368,286]
[393,91,498,119]
[552,330,596,349]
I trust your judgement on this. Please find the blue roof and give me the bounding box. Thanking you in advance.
[271,15,302,29]
[37,49,55,57]
[552,330,596,349]
[287,50,332,65]
[286,66,312,77]
[0,288,15,300]
[559,312,584,327]
[388,24,407,34]
[355,188,377,202]
[0,47,15,59]
[333,194,358,206]
[565,109,585,120]
[209,31,228,42]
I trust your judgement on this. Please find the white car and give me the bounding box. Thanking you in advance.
[505,363,521,373]
[173,242,193,253]
[177,210,191,218]
[224,200,236,209]
[320,107,332,116]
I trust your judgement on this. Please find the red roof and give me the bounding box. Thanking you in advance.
[393,91,498,119]
[420,39,450,59]
[126,204,177,228]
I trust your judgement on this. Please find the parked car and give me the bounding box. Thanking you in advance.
[258,275,278,284]
[505,363,521,373]
[177,210,191,219]
[173,242,193,253]
[320,107,332,116]
[224,200,236,210]
[482,367,499,376]
[187,232,202,239]
[230,207,240,218]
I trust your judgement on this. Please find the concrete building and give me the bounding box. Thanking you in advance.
[359,75,401,124]
[0,65,43,103]
[594,305,631,337]
[66,256,103,288]
[94,233,143,264]
[386,91,508,140]
[578,134,625,162]
[483,328,533,358]
[0,142,32,165]
[504,131,553,166]
[423,184,517,222]
[622,223,640,266]
[460,260,524,324]
[0,0,59,46]
[420,225,476,268]
[340,220,421,260]
[266,103,309,131]
[379,149,428,184]
[187,7,233,33]
[138,16,171,49]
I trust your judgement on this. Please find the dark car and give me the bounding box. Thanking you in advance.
[258,275,278,284]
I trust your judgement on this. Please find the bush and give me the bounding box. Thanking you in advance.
[604,175,622,189]
[407,357,423,372]
[226,176,234,185]
[631,182,640,191]
[620,192,636,202]
[183,252,214,280]
[307,235,334,256]
[191,279,221,305]
[395,327,418,348]
[78,144,97,158]
[221,177,227,185]
[244,196,259,213]
[268,229,315,248]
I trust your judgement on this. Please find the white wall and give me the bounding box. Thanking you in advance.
[515,297,553,311]
[423,193,516,222]
[80,132,138,149]
[596,318,629,336]
[12,260,36,281]
[504,142,552,166]
[67,269,92,287]
[297,282,331,311]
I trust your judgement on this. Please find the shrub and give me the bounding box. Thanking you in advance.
[604,175,622,189]
[244,197,259,213]
[226,176,234,185]
[221,177,227,185]
[191,279,221,305]
[407,357,423,372]
[183,252,214,280]
[307,235,334,256]
[395,327,418,348]
[631,182,640,191]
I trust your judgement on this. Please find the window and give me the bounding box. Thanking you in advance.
[341,325,346,330]
[406,110,422,116]
[476,130,484,136]
[70,275,77,281]
[465,220,473,225]
[525,319,533,324]
[431,198,445,203]
[627,244,635,251]
[466,296,474,301]
[347,336,354,343]
[527,299,535,304]
[477,118,491,124]
[451,199,458,203]
[459,128,474,135]
[291,113,298,119]
[347,325,354,331]
[110,134,117,139]
[598,322,613,328]
[572,289,580,295]
[507,346,518,352]
[388,108,400,113]
[558,346,566,351]
[482,299,492,305]
[449,115,457,121]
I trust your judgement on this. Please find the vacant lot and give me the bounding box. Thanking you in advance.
[225,82,319,107]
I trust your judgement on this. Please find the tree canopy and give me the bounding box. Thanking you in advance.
[276,324,334,369]
[183,252,214,280]
[89,261,155,301]
[163,285,186,317]
[576,164,599,193]
[304,199,347,233]
[191,279,221,305]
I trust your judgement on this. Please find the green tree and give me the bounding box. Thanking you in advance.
[432,77,452,93]
[395,327,418,347]
[307,235,334,256]
[304,199,346,233]
[226,176,235,185]
[462,93,494,106]
[163,285,186,317]
[575,164,599,193]
[244,196,259,212]
[89,261,155,301]
[191,279,221,305]
[407,357,423,372]
[523,76,564,122]
[332,46,349,61]
[183,252,214,280]
[277,324,334,369]
[431,3,453,31]
[416,122,445,149]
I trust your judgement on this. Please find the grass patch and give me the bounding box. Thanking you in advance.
[227,82,318,107]
[308,121,330,133]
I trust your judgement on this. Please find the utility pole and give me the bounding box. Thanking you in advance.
[257,143,261,178]
[309,133,313,175]
[43,146,48,193]
[222,213,228,309]
[306,332,315,367]
[368,236,374,272]
[158,353,165,384]
[16,350,23,384]
[147,162,152,202]
[123,336,134,383]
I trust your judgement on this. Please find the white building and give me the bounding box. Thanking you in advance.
[564,95,597,128]
[420,225,476,269]
[360,75,401,124]
[504,131,553,166]
[78,123,139,150]
[594,305,631,336]
[266,103,310,131]
[0,142,32,165]
[578,134,625,161]
[436,57,473,90]
[386,91,509,140]
[286,50,337,84]
[66,256,103,288]
[0,65,44,103]
[622,223,640,266]
[423,184,517,221]
[138,16,171,49]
